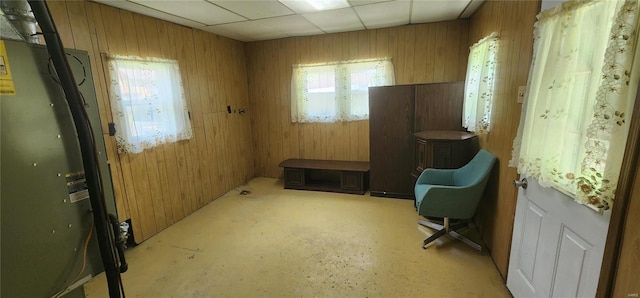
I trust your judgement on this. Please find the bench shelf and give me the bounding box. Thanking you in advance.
[278,159,370,195]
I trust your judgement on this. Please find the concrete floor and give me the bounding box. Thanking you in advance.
[84,177,511,297]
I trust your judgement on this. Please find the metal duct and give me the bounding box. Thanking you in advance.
[1,0,39,44]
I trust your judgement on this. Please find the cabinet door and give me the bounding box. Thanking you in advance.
[431,142,453,168]
[369,85,415,198]
[340,171,363,191]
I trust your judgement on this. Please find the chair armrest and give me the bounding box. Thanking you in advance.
[416,168,455,185]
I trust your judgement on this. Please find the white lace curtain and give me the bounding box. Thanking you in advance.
[107,55,192,154]
[291,57,395,123]
[510,0,640,211]
[464,32,499,134]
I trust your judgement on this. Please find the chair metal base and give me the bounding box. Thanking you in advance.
[418,218,483,252]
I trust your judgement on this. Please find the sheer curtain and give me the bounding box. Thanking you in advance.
[291,57,394,123]
[510,0,639,211]
[464,32,499,134]
[108,55,192,154]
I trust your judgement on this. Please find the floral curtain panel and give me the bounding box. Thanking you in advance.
[108,55,192,154]
[464,32,499,134]
[291,57,394,123]
[510,0,640,211]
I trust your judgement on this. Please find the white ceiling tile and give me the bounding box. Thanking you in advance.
[354,1,410,29]
[207,21,289,41]
[91,0,479,42]
[254,15,324,36]
[411,0,470,23]
[279,0,350,14]
[347,0,392,6]
[460,0,485,18]
[131,0,247,25]
[209,0,294,19]
[200,25,252,41]
[91,0,205,27]
[302,8,364,33]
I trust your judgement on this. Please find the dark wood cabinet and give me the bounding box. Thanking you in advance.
[279,159,370,195]
[369,82,465,199]
[369,85,415,198]
[412,131,480,178]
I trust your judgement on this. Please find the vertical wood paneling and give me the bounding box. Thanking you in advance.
[433,23,448,82]
[425,25,436,82]
[104,137,130,222]
[49,0,253,243]
[611,130,640,297]
[246,21,470,178]
[46,1,75,48]
[414,26,428,83]
[468,0,540,278]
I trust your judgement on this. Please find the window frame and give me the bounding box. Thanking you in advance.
[463,32,499,134]
[106,55,192,154]
[290,57,395,123]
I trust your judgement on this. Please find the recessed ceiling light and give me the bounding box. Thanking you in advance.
[279,0,349,13]
[307,0,349,10]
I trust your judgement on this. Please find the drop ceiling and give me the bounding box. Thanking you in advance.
[90,0,485,42]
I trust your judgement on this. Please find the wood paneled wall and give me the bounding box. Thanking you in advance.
[468,0,540,278]
[48,1,254,242]
[245,21,470,178]
[612,157,640,296]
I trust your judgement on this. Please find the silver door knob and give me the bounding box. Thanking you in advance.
[513,178,528,189]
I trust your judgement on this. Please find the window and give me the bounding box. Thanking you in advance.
[463,32,499,134]
[107,55,192,154]
[510,0,639,211]
[291,57,394,123]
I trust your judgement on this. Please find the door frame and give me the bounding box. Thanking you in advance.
[596,82,640,297]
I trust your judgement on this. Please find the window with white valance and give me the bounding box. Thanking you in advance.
[291,57,395,123]
[463,32,499,134]
[510,0,640,211]
[107,55,192,154]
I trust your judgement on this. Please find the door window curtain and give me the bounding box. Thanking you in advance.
[510,0,640,212]
[464,32,499,134]
[108,55,192,154]
[291,57,395,123]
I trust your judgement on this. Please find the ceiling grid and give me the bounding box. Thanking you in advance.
[91,0,484,42]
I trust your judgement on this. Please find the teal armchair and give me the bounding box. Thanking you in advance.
[414,149,496,251]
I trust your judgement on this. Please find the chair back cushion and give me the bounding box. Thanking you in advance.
[454,149,496,187]
[415,149,496,219]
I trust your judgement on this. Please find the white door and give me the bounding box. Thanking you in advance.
[506,177,611,297]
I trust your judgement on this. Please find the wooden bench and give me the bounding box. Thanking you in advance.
[278,159,370,195]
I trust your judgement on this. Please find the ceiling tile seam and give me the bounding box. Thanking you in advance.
[204,20,248,28]
[201,25,253,41]
[202,0,250,21]
[298,16,329,36]
[458,0,474,19]
[215,20,285,40]
[202,14,328,29]
[347,0,394,8]
[350,7,368,30]
[124,0,209,27]
[276,1,298,14]
[409,0,414,24]
[237,13,298,22]
[204,14,328,37]
[297,9,364,34]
